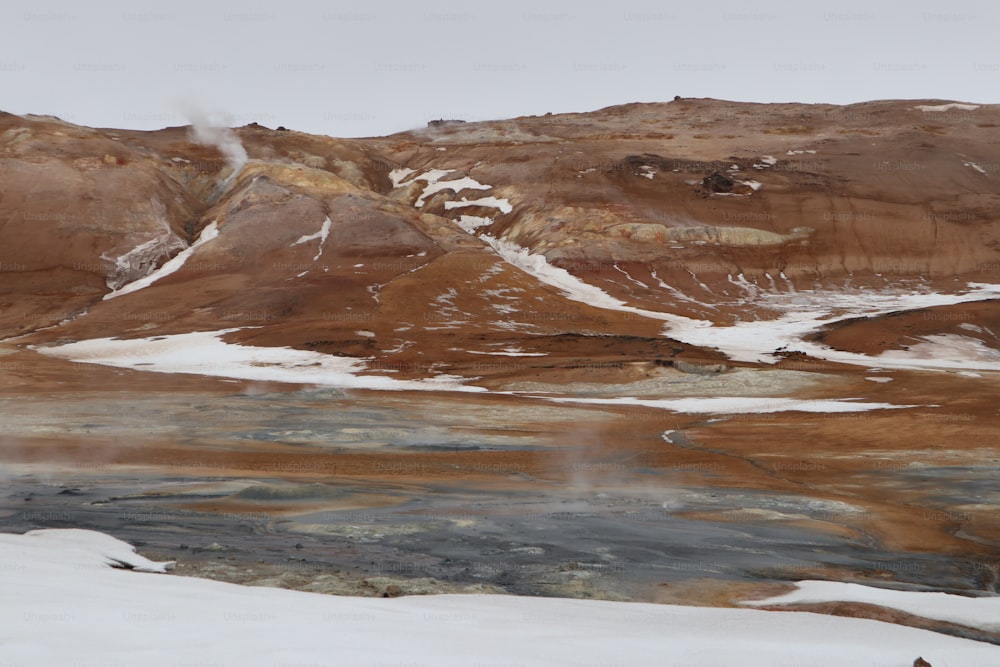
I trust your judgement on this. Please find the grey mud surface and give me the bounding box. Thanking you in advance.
[1,385,990,602]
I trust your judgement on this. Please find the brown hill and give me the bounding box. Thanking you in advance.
[3,99,999,371]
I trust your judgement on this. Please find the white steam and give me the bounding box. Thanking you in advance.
[179,104,248,181]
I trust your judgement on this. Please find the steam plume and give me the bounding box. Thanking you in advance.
[178,104,248,180]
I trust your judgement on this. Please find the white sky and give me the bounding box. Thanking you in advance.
[1,0,998,137]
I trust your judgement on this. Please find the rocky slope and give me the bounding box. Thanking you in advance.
[3,98,999,366]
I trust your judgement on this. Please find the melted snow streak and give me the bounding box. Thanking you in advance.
[291,216,332,261]
[964,160,988,175]
[34,329,487,393]
[103,221,219,300]
[480,234,682,321]
[3,528,999,666]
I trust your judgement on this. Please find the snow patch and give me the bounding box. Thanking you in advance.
[481,234,669,319]
[480,235,1000,369]
[668,283,1000,367]
[104,221,219,300]
[416,175,492,208]
[444,196,513,214]
[391,168,497,208]
[914,103,979,112]
[4,529,999,666]
[964,160,988,175]
[878,334,1000,368]
[614,264,649,289]
[456,215,494,233]
[291,216,332,261]
[34,329,487,393]
[389,167,416,187]
[467,350,547,357]
[3,528,175,573]
[485,232,1000,369]
[539,396,915,414]
[747,580,1000,632]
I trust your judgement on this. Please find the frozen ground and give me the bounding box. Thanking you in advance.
[2,528,998,666]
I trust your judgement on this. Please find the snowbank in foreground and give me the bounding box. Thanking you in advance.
[746,579,1000,633]
[1,529,998,666]
[0,528,175,573]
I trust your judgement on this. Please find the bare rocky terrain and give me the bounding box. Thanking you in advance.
[1,98,999,639]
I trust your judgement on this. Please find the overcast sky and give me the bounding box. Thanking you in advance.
[2,0,998,137]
